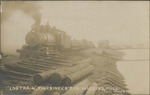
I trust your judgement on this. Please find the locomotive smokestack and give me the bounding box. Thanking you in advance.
[31,14,41,32]
[34,15,41,25]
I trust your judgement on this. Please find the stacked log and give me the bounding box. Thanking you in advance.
[33,70,59,85]
[5,63,41,74]
[61,65,94,86]
[63,79,91,95]
[48,58,93,85]
[85,82,98,95]
[51,81,97,95]
[52,92,61,95]
[48,58,93,86]
[32,58,93,85]
[0,66,32,78]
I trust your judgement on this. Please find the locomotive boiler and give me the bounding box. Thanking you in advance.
[25,31,56,47]
[17,22,72,59]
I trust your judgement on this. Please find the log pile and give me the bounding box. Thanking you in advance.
[85,82,98,95]
[51,79,98,95]
[32,58,94,85]
[61,65,94,86]
[0,53,82,84]
[91,55,130,95]
[63,79,92,95]
[0,49,131,95]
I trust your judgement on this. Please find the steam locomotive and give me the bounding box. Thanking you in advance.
[17,22,72,58]
[17,22,95,59]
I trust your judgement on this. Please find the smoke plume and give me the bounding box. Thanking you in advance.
[1,1,41,23]
[1,1,41,55]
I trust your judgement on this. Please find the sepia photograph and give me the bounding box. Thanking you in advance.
[0,1,149,95]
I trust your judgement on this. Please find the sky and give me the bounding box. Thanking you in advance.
[1,1,149,54]
[39,1,149,45]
